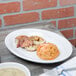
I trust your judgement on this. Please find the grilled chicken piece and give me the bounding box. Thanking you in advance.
[15,35,30,48]
[15,35,46,52]
[21,39,33,48]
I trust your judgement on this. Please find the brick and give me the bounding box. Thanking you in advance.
[0,19,2,26]
[51,21,56,27]
[60,29,73,38]
[60,0,76,6]
[23,0,57,11]
[58,18,76,29]
[42,7,74,20]
[4,12,39,26]
[69,39,76,46]
[0,2,20,14]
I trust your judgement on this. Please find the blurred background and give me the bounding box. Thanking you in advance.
[0,0,76,46]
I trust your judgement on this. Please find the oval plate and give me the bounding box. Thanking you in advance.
[5,29,73,63]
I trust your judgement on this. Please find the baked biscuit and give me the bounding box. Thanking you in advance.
[37,43,60,60]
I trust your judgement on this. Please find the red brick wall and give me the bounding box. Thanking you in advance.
[0,0,76,46]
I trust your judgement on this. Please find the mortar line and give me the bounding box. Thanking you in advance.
[0,20,42,30]
[20,0,23,12]
[55,19,58,29]
[68,37,76,40]
[59,28,74,31]
[0,16,5,28]
[73,27,76,38]
[39,16,76,23]
[38,11,42,22]
[57,0,60,7]
[0,0,20,3]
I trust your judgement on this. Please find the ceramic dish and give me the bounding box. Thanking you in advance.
[0,62,31,76]
[5,29,73,63]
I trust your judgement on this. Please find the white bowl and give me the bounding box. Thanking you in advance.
[0,62,31,76]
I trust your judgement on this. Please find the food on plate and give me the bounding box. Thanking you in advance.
[15,35,60,60]
[21,39,33,48]
[15,35,32,48]
[26,36,45,51]
[25,44,38,52]
[29,36,45,45]
[37,43,60,60]
[15,35,45,52]
[0,68,25,76]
